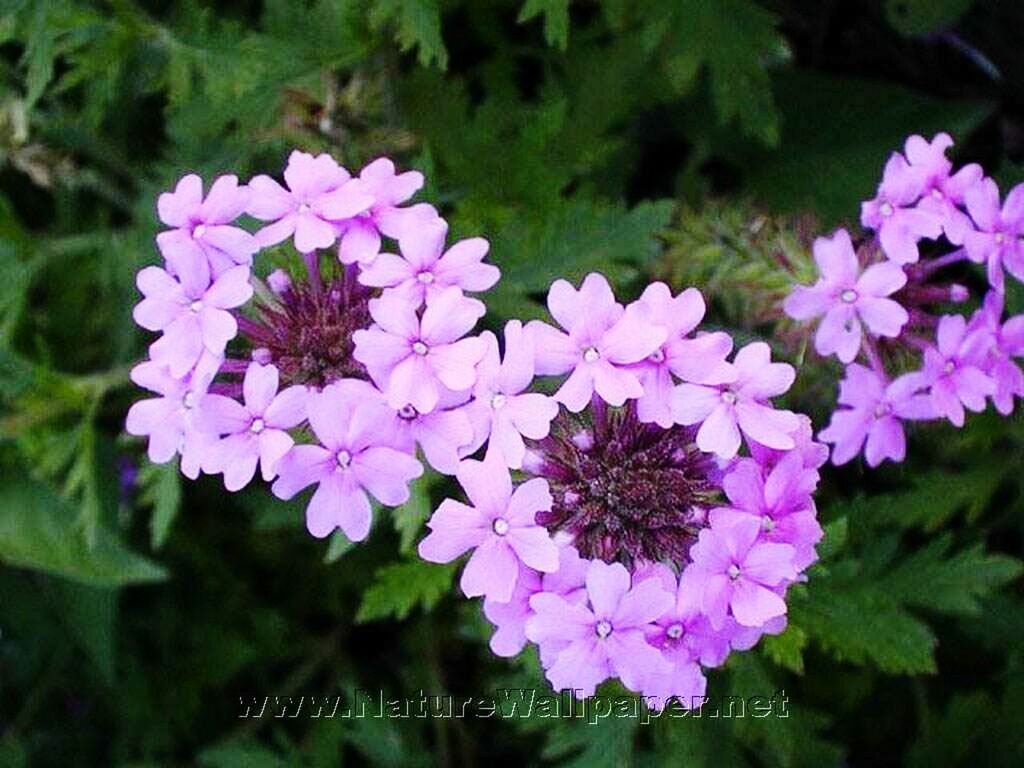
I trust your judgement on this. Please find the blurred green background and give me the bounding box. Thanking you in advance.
[2,0,1024,765]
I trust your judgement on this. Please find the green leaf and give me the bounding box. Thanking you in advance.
[138,461,182,550]
[542,713,638,767]
[487,197,675,319]
[817,517,848,562]
[746,72,994,223]
[369,0,447,69]
[199,738,289,768]
[392,475,433,555]
[44,579,118,685]
[323,529,355,564]
[22,0,55,107]
[518,0,571,50]
[791,582,937,674]
[0,476,167,587]
[356,559,456,623]
[760,623,807,674]
[883,536,1023,616]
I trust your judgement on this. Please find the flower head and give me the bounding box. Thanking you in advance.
[861,151,943,264]
[963,178,1024,290]
[784,228,909,362]
[922,314,997,427]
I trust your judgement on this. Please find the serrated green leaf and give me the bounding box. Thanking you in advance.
[393,475,433,555]
[356,560,455,623]
[369,0,447,69]
[760,623,807,674]
[0,476,167,587]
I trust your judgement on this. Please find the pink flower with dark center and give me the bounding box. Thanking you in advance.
[627,282,734,428]
[710,453,822,570]
[861,152,943,264]
[528,273,667,412]
[352,286,487,414]
[357,222,500,307]
[818,364,934,466]
[125,354,220,478]
[688,515,797,630]
[524,560,673,697]
[320,157,438,265]
[922,314,997,427]
[156,174,259,276]
[784,228,909,362]
[418,458,560,602]
[247,151,372,254]
[963,178,1024,291]
[671,342,799,459]
[463,321,559,469]
[271,381,423,540]
[195,363,308,491]
[904,133,983,244]
[134,264,253,378]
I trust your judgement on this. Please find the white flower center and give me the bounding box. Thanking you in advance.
[931,188,944,200]
[189,300,204,313]
[721,389,738,405]
[727,564,741,580]
[762,515,775,532]
[595,620,613,638]
[879,201,894,217]
[250,418,265,434]
[666,623,684,640]
[298,203,311,215]
[649,348,666,363]
[874,402,892,419]
[840,289,858,304]
[490,393,507,410]
[412,341,429,356]
[399,404,418,419]
[182,391,196,409]
[943,360,956,375]
[492,518,510,536]
[192,224,207,239]
[995,232,1006,245]
[583,347,600,363]
[336,450,352,469]
[417,272,434,284]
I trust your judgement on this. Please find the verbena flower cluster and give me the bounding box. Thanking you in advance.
[127,151,825,708]
[127,151,498,537]
[418,274,826,706]
[785,133,1024,467]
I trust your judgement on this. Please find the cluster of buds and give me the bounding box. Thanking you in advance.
[785,133,1024,466]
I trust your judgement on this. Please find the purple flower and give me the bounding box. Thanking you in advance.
[125,355,220,478]
[196,363,308,491]
[418,458,559,602]
[905,133,983,245]
[156,174,259,276]
[748,414,829,473]
[525,560,673,697]
[818,364,934,466]
[321,157,436,265]
[967,291,1024,414]
[711,453,822,570]
[528,273,667,412]
[688,515,797,630]
[671,342,799,459]
[861,152,943,264]
[357,222,500,307]
[271,381,423,540]
[922,314,997,427]
[344,378,474,475]
[134,264,253,378]
[463,321,560,469]
[628,282,734,428]
[963,178,1024,290]
[784,228,909,362]
[353,286,487,414]
[247,150,372,254]
[482,541,587,659]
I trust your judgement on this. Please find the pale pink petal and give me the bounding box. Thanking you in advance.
[350,446,423,506]
[461,538,519,601]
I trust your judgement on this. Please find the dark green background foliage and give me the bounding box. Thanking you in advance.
[1,0,1023,765]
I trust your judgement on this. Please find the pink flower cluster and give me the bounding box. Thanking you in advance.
[785,133,1024,467]
[418,273,825,707]
[127,151,500,539]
